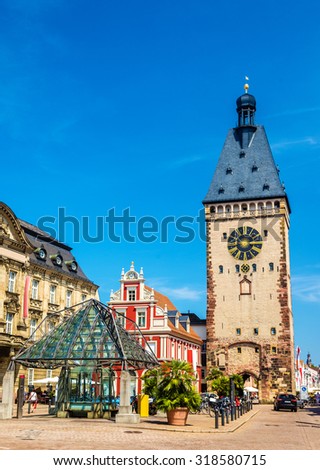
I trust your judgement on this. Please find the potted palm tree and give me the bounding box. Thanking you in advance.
[142,359,201,425]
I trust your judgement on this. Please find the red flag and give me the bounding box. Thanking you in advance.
[296,346,300,368]
[296,346,303,388]
[23,276,31,319]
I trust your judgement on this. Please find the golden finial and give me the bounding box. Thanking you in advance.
[244,76,249,93]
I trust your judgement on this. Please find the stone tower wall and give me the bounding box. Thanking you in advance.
[205,199,295,401]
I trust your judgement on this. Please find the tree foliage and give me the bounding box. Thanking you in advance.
[141,360,201,412]
[206,368,245,397]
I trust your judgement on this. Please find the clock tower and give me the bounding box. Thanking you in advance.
[203,85,295,401]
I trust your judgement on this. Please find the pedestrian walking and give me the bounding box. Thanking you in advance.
[28,389,38,412]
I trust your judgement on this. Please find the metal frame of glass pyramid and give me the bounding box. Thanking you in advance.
[13,299,159,371]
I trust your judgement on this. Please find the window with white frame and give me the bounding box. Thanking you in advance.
[66,290,72,308]
[31,279,39,300]
[28,368,34,386]
[5,313,14,334]
[46,369,53,378]
[137,309,146,328]
[8,271,16,292]
[49,285,56,304]
[115,308,126,328]
[30,318,37,340]
[147,341,156,356]
[128,288,136,301]
[117,313,125,328]
[47,321,54,334]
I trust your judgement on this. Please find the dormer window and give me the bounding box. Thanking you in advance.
[218,185,225,194]
[65,260,78,272]
[263,182,270,191]
[252,164,258,172]
[34,246,47,261]
[239,150,246,158]
[51,253,63,267]
[226,167,232,175]
[239,184,245,193]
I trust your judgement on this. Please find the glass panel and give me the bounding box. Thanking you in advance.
[15,300,159,370]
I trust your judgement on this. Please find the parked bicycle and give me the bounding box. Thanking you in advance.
[190,393,218,414]
[209,396,231,417]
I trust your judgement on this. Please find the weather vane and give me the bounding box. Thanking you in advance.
[244,75,249,93]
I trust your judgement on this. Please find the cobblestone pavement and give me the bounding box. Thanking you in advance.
[0,404,319,450]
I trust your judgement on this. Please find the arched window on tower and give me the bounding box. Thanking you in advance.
[219,265,224,274]
[240,276,251,295]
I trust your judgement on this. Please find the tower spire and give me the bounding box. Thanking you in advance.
[244,75,250,93]
[236,78,256,148]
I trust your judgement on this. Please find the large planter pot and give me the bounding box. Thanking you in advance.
[166,407,189,426]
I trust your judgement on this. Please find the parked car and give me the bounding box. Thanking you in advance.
[274,393,298,412]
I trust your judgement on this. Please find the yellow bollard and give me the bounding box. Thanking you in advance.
[138,394,149,417]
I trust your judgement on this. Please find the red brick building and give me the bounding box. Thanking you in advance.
[108,262,202,396]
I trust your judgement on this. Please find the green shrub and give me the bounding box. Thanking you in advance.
[142,360,201,412]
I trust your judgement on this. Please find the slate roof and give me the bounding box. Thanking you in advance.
[184,312,206,325]
[19,219,97,285]
[203,124,290,209]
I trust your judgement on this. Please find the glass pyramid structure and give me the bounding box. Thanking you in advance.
[14,299,159,370]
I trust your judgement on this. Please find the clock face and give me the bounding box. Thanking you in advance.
[227,226,263,261]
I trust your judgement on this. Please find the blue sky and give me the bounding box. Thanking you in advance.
[1,0,320,365]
